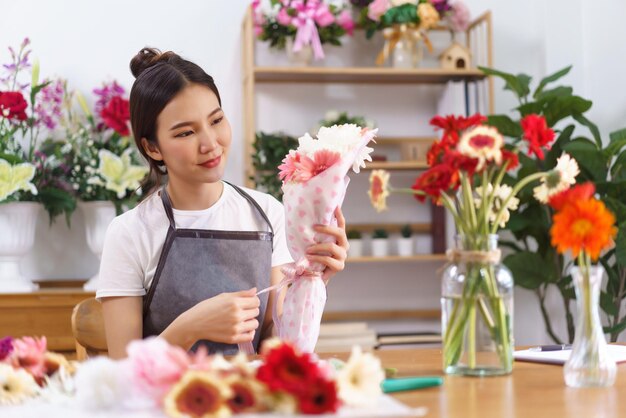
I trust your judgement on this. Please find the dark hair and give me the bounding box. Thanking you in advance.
[129,47,222,195]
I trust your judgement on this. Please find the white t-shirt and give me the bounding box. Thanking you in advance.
[95,182,293,300]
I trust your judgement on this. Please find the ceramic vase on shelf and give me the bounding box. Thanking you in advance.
[564,265,616,388]
[80,200,116,291]
[441,234,514,376]
[0,202,40,292]
[285,37,313,67]
[347,238,363,258]
[396,237,413,256]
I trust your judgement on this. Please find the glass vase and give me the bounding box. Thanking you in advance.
[441,234,514,376]
[564,265,616,388]
[391,29,423,69]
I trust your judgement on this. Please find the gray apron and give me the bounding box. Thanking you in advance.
[142,182,273,355]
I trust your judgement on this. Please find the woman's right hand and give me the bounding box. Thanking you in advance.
[183,288,261,345]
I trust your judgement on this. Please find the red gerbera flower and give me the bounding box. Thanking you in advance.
[521,114,555,160]
[442,150,480,178]
[548,182,596,211]
[100,96,130,136]
[411,164,459,204]
[256,343,320,394]
[430,113,486,134]
[0,91,28,121]
[500,149,519,171]
[297,376,341,415]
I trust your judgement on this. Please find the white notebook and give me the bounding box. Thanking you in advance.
[514,344,626,365]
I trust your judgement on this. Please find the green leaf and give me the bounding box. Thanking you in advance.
[516,100,545,117]
[615,222,626,268]
[533,66,572,98]
[545,124,576,166]
[479,66,531,99]
[610,151,626,181]
[600,291,618,316]
[536,86,574,101]
[604,317,626,336]
[543,95,592,127]
[486,114,522,137]
[562,138,608,182]
[603,197,626,222]
[0,153,23,164]
[604,127,626,158]
[37,187,77,226]
[504,251,556,290]
[573,113,602,148]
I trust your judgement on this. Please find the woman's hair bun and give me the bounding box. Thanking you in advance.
[130,47,177,78]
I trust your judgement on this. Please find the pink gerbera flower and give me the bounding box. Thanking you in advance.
[278,150,302,182]
[295,150,341,182]
[11,336,47,380]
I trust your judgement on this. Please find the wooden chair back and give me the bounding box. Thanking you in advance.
[71,297,108,360]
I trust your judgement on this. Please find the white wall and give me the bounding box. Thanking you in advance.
[1,0,624,343]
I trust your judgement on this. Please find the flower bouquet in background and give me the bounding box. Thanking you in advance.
[548,183,617,387]
[57,80,147,214]
[369,113,579,376]
[252,0,355,61]
[275,124,376,352]
[0,38,76,223]
[312,109,376,136]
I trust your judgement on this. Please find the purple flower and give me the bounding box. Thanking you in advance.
[34,79,64,130]
[93,80,126,115]
[430,0,452,14]
[0,336,13,361]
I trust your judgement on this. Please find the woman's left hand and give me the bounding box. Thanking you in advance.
[305,206,349,284]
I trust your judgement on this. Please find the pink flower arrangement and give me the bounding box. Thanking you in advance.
[10,336,47,379]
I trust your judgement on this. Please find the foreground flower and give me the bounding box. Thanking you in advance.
[98,148,148,199]
[0,337,13,361]
[336,346,385,407]
[163,371,232,418]
[74,356,129,410]
[0,159,38,201]
[10,336,47,380]
[256,343,320,394]
[533,153,579,203]
[457,126,503,169]
[411,164,459,203]
[551,197,617,261]
[100,95,130,136]
[224,373,268,414]
[0,363,39,405]
[368,169,390,212]
[296,149,341,182]
[548,182,595,211]
[0,91,28,120]
[474,183,519,228]
[298,376,340,414]
[314,124,375,173]
[521,114,555,160]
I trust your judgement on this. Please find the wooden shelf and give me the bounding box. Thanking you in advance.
[347,254,447,263]
[348,223,431,234]
[253,66,488,84]
[376,136,437,144]
[361,161,428,170]
[322,309,440,321]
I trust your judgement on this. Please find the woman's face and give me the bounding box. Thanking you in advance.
[146,83,231,186]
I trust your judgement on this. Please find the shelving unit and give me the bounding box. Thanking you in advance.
[241,8,494,324]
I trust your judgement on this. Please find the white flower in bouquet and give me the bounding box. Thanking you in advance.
[315,124,375,173]
[98,148,148,199]
[0,363,39,405]
[533,153,580,203]
[336,346,385,407]
[257,0,281,18]
[0,160,38,201]
[474,183,519,228]
[390,0,418,6]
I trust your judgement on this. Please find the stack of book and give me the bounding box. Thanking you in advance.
[315,322,378,353]
[377,332,442,349]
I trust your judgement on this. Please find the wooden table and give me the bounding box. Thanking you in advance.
[327,348,626,418]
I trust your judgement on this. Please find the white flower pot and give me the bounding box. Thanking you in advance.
[397,237,414,257]
[371,238,389,257]
[347,239,363,258]
[286,37,313,67]
[80,201,116,291]
[0,202,40,292]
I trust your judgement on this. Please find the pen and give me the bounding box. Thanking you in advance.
[381,376,443,393]
[529,344,572,352]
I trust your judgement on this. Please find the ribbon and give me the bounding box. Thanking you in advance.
[292,8,326,60]
[445,248,502,264]
[375,24,434,67]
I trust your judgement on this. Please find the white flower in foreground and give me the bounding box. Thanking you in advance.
[474,183,519,228]
[0,159,38,201]
[0,363,39,405]
[457,126,503,170]
[533,153,579,203]
[336,346,385,407]
[74,357,128,410]
[98,148,148,199]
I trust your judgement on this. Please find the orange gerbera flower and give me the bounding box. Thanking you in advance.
[550,197,617,261]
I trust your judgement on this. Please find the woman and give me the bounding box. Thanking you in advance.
[97,48,348,359]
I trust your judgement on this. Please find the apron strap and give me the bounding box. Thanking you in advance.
[160,186,177,230]
[224,181,275,237]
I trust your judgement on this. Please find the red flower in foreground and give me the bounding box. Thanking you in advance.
[430,113,487,134]
[298,376,341,415]
[500,149,519,171]
[548,182,596,211]
[100,96,130,136]
[521,114,555,160]
[0,91,28,121]
[256,343,320,394]
[442,151,479,178]
[411,164,459,204]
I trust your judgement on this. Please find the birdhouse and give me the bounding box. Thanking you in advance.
[439,42,472,70]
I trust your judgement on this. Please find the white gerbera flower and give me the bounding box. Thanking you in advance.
[74,357,128,410]
[0,363,39,405]
[457,126,503,170]
[336,346,385,407]
[475,183,519,228]
[533,153,579,203]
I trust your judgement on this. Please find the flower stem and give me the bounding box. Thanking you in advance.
[490,172,546,234]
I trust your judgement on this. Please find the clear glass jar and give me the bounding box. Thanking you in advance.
[441,234,514,376]
[564,265,616,387]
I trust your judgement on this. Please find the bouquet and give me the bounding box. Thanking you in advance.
[1,335,386,416]
[274,124,376,353]
[368,113,580,374]
[312,109,376,136]
[252,0,356,60]
[0,38,75,222]
[56,81,147,213]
